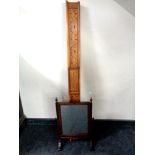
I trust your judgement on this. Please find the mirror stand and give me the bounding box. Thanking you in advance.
[55,98,95,151]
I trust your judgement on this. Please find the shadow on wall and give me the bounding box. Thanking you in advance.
[81,6,105,110]
[19,55,68,118]
[114,0,135,16]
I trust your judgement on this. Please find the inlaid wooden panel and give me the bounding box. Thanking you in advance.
[69,69,79,92]
[66,1,80,102]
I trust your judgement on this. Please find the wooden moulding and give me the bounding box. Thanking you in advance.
[66,1,80,102]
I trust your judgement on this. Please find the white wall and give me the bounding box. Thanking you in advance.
[19,0,135,119]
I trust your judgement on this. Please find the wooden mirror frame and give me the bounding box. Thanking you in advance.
[55,98,94,151]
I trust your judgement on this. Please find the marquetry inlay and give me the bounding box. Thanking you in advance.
[66,1,80,102]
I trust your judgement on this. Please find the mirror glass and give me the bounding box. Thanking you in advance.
[61,105,88,134]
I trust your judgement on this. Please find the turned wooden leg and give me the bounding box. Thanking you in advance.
[58,139,62,151]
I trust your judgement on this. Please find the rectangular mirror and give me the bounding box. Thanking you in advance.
[61,104,88,135]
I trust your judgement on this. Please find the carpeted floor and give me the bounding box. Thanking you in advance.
[19,122,135,155]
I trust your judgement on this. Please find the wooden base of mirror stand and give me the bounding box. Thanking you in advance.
[57,129,95,151]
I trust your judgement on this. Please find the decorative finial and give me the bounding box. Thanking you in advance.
[90,97,92,102]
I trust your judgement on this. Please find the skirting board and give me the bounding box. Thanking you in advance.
[23,118,135,126]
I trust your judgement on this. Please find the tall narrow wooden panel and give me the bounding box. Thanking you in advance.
[66,1,80,102]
